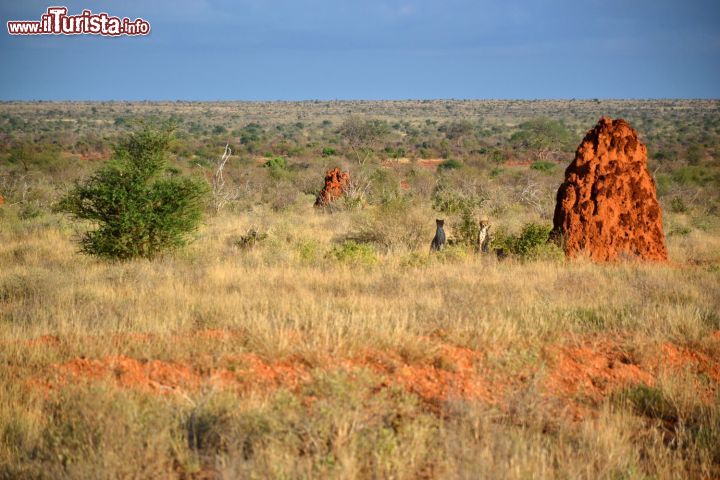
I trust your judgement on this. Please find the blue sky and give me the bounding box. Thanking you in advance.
[1,0,719,100]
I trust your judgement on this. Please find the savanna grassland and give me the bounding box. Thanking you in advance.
[1,100,719,479]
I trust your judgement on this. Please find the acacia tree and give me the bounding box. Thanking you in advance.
[338,117,390,165]
[440,120,475,149]
[510,118,572,161]
[57,126,209,260]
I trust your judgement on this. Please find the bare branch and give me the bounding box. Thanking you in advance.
[211,143,240,214]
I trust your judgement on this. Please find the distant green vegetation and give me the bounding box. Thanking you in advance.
[530,160,556,172]
[1,99,718,259]
[438,158,463,171]
[510,117,573,154]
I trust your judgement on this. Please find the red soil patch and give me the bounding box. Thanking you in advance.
[656,343,720,382]
[544,342,654,419]
[543,334,720,419]
[381,158,411,166]
[33,343,500,410]
[346,345,502,410]
[78,152,110,162]
[417,159,444,170]
[51,356,200,393]
[504,159,533,167]
[26,334,60,347]
[20,330,720,420]
[219,353,311,391]
[551,117,668,262]
[545,342,654,400]
[648,342,720,401]
[41,352,313,396]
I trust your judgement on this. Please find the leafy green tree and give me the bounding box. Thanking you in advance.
[510,118,572,160]
[57,126,209,260]
[239,123,264,153]
[440,120,475,148]
[263,156,288,179]
[338,117,390,165]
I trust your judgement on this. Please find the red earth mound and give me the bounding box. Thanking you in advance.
[551,117,668,262]
[19,330,720,421]
[544,341,654,420]
[36,346,502,411]
[315,167,350,206]
[43,353,311,395]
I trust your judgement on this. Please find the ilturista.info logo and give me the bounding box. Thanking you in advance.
[7,6,150,36]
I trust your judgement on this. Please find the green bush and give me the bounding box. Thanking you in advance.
[491,167,508,179]
[321,147,336,157]
[399,251,429,268]
[652,150,675,162]
[263,156,288,180]
[530,160,555,172]
[18,203,42,220]
[263,156,287,170]
[617,385,678,422]
[327,240,378,266]
[57,126,209,260]
[296,239,322,264]
[432,243,470,263]
[490,149,505,165]
[437,159,463,171]
[8,141,63,173]
[670,197,688,213]
[431,181,486,216]
[362,167,401,205]
[492,223,562,261]
[232,229,268,250]
[671,166,716,185]
[669,225,691,236]
[384,146,406,159]
[685,144,703,165]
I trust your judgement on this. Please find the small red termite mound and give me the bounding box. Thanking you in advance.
[315,167,350,207]
[551,117,668,262]
[0,194,5,206]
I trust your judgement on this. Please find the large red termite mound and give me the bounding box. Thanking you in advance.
[315,167,350,207]
[551,117,668,262]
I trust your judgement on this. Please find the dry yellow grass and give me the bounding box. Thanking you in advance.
[2,207,718,345]
[1,206,719,478]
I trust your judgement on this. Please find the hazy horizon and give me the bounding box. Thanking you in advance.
[1,98,718,103]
